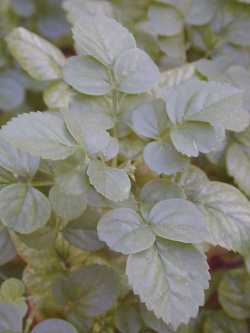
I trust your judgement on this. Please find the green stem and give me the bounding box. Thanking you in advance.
[31,180,54,187]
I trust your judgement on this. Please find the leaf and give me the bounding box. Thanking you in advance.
[98,208,155,254]
[0,184,51,234]
[63,208,104,252]
[63,96,113,154]
[115,304,143,333]
[0,303,23,333]
[170,122,219,157]
[31,319,77,333]
[0,278,27,317]
[140,305,174,333]
[203,311,248,333]
[0,228,16,265]
[226,143,250,196]
[127,238,210,329]
[184,181,250,254]
[0,137,40,179]
[72,13,136,66]
[44,81,75,109]
[148,199,208,243]
[53,265,119,317]
[140,179,185,218]
[87,160,131,202]
[0,77,24,111]
[164,79,249,132]
[114,48,160,94]
[6,27,66,80]
[132,100,169,139]
[49,185,87,222]
[218,269,250,320]
[144,141,189,175]
[186,0,216,26]
[63,56,112,96]
[148,4,183,36]
[1,112,77,160]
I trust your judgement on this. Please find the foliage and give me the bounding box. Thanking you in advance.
[1,0,250,332]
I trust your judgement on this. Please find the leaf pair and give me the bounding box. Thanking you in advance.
[132,78,249,174]
[0,138,51,234]
[98,183,210,328]
[64,13,160,95]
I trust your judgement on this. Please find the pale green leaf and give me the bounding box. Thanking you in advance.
[73,13,136,66]
[44,81,75,109]
[170,122,219,157]
[127,239,210,329]
[6,28,66,80]
[31,319,77,333]
[148,4,183,36]
[1,112,77,160]
[87,160,131,202]
[140,179,185,218]
[219,269,250,320]
[226,143,250,196]
[144,141,189,175]
[148,199,208,243]
[165,79,249,132]
[0,278,27,317]
[49,185,87,222]
[98,208,155,254]
[0,137,40,179]
[63,96,113,154]
[0,184,51,234]
[185,181,250,254]
[132,100,169,139]
[63,208,104,252]
[63,56,112,96]
[114,48,160,94]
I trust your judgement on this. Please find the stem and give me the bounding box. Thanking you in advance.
[24,308,37,333]
[31,180,54,187]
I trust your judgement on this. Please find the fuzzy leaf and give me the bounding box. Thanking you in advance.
[87,160,131,202]
[6,28,66,80]
[127,239,210,329]
[185,181,250,254]
[148,199,208,243]
[63,56,112,96]
[0,184,51,234]
[98,208,155,254]
[1,112,77,160]
[144,141,189,175]
[49,185,87,222]
[73,13,136,66]
[114,48,160,94]
[132,100,169,139]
